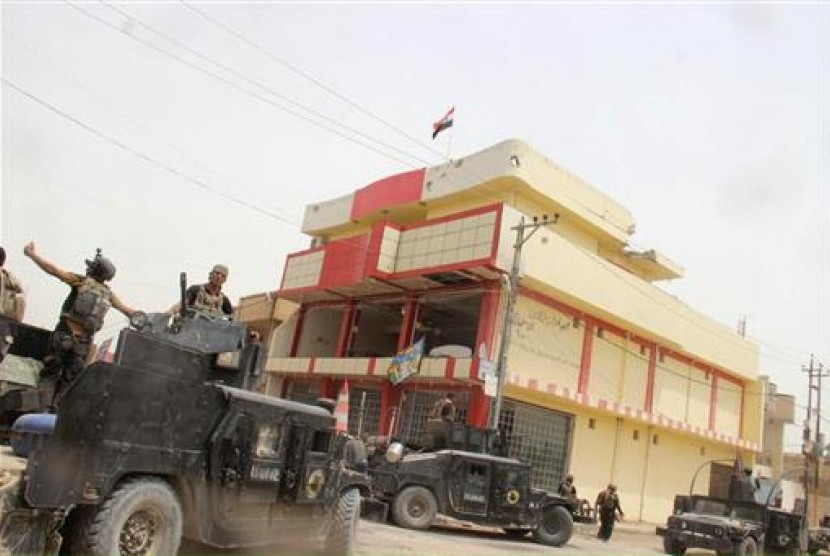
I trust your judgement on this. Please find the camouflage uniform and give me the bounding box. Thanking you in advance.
[595,485,623,541]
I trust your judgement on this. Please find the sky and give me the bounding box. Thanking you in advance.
[1,3,827,451]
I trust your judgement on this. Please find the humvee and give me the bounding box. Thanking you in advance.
[364,420,575,546]
[0,310,370,556]
[656,463,807,556]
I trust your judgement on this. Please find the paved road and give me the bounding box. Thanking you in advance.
[356,519,664,556]
[181,519,665,555]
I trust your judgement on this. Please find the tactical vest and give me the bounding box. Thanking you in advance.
[64,277,112,333]
[193,285,224,315]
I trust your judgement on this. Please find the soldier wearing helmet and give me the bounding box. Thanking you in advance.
[170,264,233,318]
[595,483,624,542]
[24,241,136,408]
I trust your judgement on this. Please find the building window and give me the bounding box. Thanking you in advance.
[633,430,640,441]
[572,316,581,328]
[596,327,604,338]
[652,434,660,445]
[700,446,706,456]
[588,418,596,430]
[639,344,647,356]
[659,351,665,363]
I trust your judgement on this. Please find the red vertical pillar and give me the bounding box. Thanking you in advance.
[709,374,719,431]
[335,301,357,357]
[397,295,418,351]
[644,344,657,413]
[738,380,745,438]
[577,321,595,395]
[466,385,489,428]
[289,306,307,357]
[475,284,500,363]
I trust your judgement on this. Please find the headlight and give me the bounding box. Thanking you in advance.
[386,442,404,463]
[305,469,326,499]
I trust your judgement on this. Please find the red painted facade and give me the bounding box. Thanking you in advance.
[350,169,425,221]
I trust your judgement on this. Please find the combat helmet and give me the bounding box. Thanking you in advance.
[85,248,116,282]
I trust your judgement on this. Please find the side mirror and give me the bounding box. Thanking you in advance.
[386,442,404,464]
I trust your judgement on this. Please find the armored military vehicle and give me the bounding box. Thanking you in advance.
[0,315,50,438]
[0,310,370,556]
[656,462,807,556]
[364,419,576,546]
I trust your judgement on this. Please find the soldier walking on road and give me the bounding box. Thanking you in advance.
[595,484,624,542]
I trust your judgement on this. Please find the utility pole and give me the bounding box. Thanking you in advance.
[489,214,557,430]
[803,355,828,525]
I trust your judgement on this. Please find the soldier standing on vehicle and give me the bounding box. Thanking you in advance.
[0,246,26,321]
[430,392,457,423]
[595,484,624,542]
[170,264,233,317]
[24,241,136,408]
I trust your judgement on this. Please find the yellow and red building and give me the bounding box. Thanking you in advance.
[259,139,765,523]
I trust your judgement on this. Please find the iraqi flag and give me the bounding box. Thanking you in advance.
[432,106,455,139]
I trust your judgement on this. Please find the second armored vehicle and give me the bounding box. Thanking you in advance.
[365,420,576,546]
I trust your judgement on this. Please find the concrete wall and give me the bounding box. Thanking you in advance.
[568,406,739,523]
[499,205,760,382]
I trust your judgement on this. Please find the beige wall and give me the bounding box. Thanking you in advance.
[621,344,650,409]
[568,406,739,523]
[508,296,581,392]
[498,205,760,382]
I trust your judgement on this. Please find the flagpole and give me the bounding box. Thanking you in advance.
[446,131,453,164]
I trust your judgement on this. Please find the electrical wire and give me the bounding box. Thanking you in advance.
[180,1,446,162]
[64,1,418,169]
[3,78,300,228]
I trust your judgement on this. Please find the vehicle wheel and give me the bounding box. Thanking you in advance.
[324,488,360,556]
[66,477,182,556]
[738,537,760,556]
[391,486,437,530]
[503,528,529,539]
[532,505,573,547]
[663,536,688,555]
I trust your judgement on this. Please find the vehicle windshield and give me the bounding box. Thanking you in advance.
[692,499,728,516]
[691,499,762,521]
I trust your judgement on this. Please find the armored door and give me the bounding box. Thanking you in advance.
[492,465,530,521]
[448,458,491,517]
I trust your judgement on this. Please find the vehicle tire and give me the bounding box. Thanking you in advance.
[532,505,573,547]
[324,488,360,556]
[663,536,688,555]
[737,537,761,556]
[66,477,182,556]
[503,528,529,539]
[391,486,437,530]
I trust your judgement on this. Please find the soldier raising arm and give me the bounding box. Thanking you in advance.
[24,241,136,408]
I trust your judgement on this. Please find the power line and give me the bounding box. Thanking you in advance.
[64,1,419,169]
[180,1,445,162]
[3,78,299,228]
[2,26,286,217]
